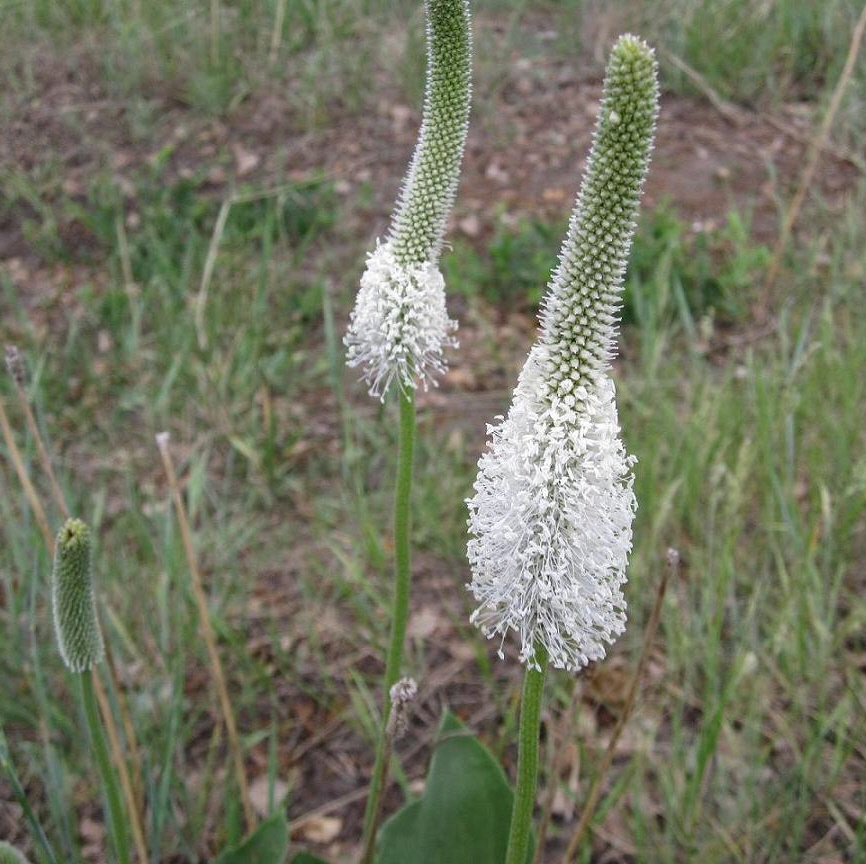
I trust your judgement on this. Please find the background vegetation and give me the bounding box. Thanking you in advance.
[1,0,864,861]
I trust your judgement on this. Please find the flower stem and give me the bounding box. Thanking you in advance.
[385,390,416,690]
[80,670,131,864]
[360,389,416,862]
[358,730,395,864]
[506,645,549,864]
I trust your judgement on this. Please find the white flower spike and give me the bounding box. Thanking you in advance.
[467,35,659,672]
[345,0,471,400]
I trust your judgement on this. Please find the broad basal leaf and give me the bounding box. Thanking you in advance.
[213,812,288,864]
[376,711,533,864]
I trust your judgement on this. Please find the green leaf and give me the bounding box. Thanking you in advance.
[376,711,533,864]
[290,855,330,864]
[213,813,288,864]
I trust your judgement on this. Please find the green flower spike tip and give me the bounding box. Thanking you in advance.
[0,843,31,864]
[389,0,472,266]
[52,518,105,673]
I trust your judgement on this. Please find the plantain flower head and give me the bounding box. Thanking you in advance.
[345,0,471,400]
[467,35,659,672]
[52,518,105,673]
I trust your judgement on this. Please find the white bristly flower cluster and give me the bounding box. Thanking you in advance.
[468,351,636,671]
[345,241,457,400]
[467,35,659,672]
[345,0,471,400]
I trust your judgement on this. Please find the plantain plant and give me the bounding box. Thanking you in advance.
[466,35,659,864]
[343,0,472,859]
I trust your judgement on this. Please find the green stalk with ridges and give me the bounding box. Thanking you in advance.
[505,646,548,864]
[360,390,416,861]
[80,670,131,864]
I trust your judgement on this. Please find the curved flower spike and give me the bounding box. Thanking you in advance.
[467,35,659,672]
[345,0,471,399]
[389,0,472,266]
[52,518,105,673]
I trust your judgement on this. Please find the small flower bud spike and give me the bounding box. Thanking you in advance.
[345,0,471,399]
[467,35,659,673]
[52,519,131,862]
[52,518,105,673]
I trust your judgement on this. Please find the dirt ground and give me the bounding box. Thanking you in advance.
[1,27,859,274]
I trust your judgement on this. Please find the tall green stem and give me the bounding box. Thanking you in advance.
[360,390,416,861]
[384,390,416,690]
[505,646,549,864]
[80,670,131,864]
